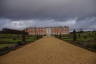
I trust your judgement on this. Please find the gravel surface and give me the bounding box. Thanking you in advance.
[0,37,96,64]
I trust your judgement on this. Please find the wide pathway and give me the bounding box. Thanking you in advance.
[0,37,96,64]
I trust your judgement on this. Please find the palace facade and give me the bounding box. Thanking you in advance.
[25,26,69,35]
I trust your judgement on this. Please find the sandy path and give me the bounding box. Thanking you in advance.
[0,37,96,64]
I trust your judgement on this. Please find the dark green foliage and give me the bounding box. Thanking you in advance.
[22,33,26,42]
[73,29,77,41]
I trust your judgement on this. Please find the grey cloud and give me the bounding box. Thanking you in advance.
[0,0,96,30]
[1,17,96,31]
[2,18,76,29]
[75,17,96,31]
[1,0,96,19]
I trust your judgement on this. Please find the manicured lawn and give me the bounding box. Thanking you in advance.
[0,34,35,43]
[0,44,16,49]
[0,34,43,49]
[0,38,22,43]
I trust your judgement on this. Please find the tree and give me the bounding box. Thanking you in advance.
[73,29,77,41]
[21,30,27,42]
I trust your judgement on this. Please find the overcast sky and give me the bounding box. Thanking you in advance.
[0,0,96,30]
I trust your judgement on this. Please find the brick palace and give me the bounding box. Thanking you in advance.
[25,26,69,35]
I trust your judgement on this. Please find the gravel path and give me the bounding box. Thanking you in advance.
[0,37,96,64]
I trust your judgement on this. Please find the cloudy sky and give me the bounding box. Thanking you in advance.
[0,0,96,30]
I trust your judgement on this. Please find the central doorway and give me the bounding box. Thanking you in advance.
[46,28,51,36]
